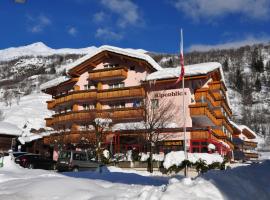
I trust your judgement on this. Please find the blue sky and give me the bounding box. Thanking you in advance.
[0,0,270,53]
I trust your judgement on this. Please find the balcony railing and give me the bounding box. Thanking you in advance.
[89,67,128,81]
[190,130,219,141]
[97,86,145,101]
[212,129,227,139]
[244,152,259,159]
[47,90,97,109]
[189,103,221,126]
[194,88,218,108]
[209,81,226,93]
[97,107,144,121]
[45,107,144,127]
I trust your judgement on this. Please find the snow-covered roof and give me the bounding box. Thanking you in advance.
[229,120,257,139]
[66,45,163,73]
[0,122,22,136]
[146,62,222,81]
[40,76,70,91]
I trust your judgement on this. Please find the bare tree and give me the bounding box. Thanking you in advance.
[90,117,112,163]
[141,95,176,173]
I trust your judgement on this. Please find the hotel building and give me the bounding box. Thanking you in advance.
[41,45,256,158]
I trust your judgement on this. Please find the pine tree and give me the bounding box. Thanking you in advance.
[235,69,243,91]
[255,77,262,92]
[223,58,229,72]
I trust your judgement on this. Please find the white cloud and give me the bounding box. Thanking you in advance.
[95,28,123,41]
[68,27,78,36]
[173,0,270,21]
[93,11,107,23]
[28,14,51,33]
[100,0,140,28]
[188,36,270,52]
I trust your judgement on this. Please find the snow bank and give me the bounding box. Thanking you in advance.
[1,156,22,171]
[163,151,223,169]
[140,152,165,162]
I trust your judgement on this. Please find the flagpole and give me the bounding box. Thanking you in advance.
[181,29,188,177]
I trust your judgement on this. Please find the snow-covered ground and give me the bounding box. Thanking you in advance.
[0,92,52,142]
[0,156,270,200]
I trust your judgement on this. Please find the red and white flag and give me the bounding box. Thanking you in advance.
[175,29,185,84]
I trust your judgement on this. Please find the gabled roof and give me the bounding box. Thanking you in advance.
[66,45,163,76]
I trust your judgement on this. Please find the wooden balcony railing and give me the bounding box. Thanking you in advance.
[44,130,97,145]
[243,141,258,148]
[97,86,145,101]
[190,130,219,141]
[47,110,96,126]
[220,118,234,134]
[208,81,227,96]
[47,90,97,109]
[194,88,218,108]
[97,107,144,121]
[45,118,53,127]
[212,129,227,139]
[89,67,128,81]
[45,107,144,127]
[244,152,259,159]
[189,103,221,126]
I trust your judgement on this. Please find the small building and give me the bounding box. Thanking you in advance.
[230,121,258,161]
[0,122,21,152]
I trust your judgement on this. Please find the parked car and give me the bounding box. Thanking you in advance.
[15,154,56,170]
[57,150,101,172]
[11,152,28,158]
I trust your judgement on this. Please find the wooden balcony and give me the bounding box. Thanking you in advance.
[89,67,128,81]
[44,131,96,145]
[194,88,218,108]
[45,107,144,127]
[189,103,221,127]
[47,90,97,109]
[243,141,258,148]
[212,129,227,139]
[244,152,259,159]
[48,110,96,126]
[97,86,145,101]
[218,118,234,134]
[208,81,226,96]
[45,118,53,127]
[190,130,219,141]
[97,107,144,122]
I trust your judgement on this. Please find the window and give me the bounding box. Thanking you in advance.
[83,104,89,110]
[110,102,125,109]
[133,100,141,107]
[151,99,159,109]
[104,63,119,69]
[109,82,125,89]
